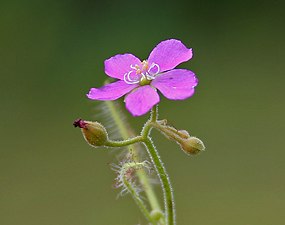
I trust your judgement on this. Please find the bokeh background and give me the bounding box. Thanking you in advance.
[1,0,284,224]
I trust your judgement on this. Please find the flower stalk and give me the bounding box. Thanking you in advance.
[143,137,175,225]
[116,161,157,225]
[75,103,206,225]
[111,106,176,225]
[104,100,163,222]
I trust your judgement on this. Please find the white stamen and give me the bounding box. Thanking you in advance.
[124,70,140,84]
[123,62,160,84]
[146,63,160,80]
[147,63,160,80]
[140,73,147,81]
[130,64,137,70]
[146,74,156,80]
[148,63,160,74]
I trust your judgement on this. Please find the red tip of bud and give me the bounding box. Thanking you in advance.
[74,119,109,147]
[73,119,86,128]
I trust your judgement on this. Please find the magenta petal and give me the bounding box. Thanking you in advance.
[87,80,137,101]
[148,39,193,72]
[125,86,160,116]
[104,54,141,80]
[152,69,198,100]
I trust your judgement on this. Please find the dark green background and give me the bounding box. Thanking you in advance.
[1,0,284,224]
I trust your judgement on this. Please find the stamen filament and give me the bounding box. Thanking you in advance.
[124,71,140,84]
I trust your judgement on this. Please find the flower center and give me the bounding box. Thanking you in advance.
[139,76,151,86]
[124,60,160,85]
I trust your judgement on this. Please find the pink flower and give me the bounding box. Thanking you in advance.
[87,39,198,116]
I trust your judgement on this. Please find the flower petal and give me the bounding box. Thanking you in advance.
[125,86,160,116]
[148,39,193,72]
[152,69,198,100]
[104,54,141,80]
[87,80,137,101]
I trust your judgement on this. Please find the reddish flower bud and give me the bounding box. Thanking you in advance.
[73,119,108,147]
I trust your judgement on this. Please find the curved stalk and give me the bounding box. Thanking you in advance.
[105,136,143,147]
[120,162,158,225]
[141,107,176,225]
[104,101,162,218]
[105,102,175,225]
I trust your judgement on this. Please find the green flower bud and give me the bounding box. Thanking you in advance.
[179,137,205,155]
[73,119,108,147]
[151,120,205,156]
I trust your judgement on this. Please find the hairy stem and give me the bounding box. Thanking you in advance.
[123,177,157,224]
[151,105,158,122]
[105,101,175,224]
[104,101,162,215]
[106,136,143,147]
[120,162,158,225]
[142,108,176,225]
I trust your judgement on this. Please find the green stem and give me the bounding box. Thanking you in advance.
[135,169,162,212]
[105,101,175,224]
[143,137,175,225]
[141,107,175,225]
[141,105,158,137]
[151,105,158,122]
[106,136,143,147]
[123,177,157,224]
[121,162,158,225]
[104,101,162,213]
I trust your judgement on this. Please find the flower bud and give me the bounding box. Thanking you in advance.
[179,137,205,155]
[73,119,108,147]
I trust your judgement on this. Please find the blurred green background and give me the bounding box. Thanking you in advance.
[1,0,284,224]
